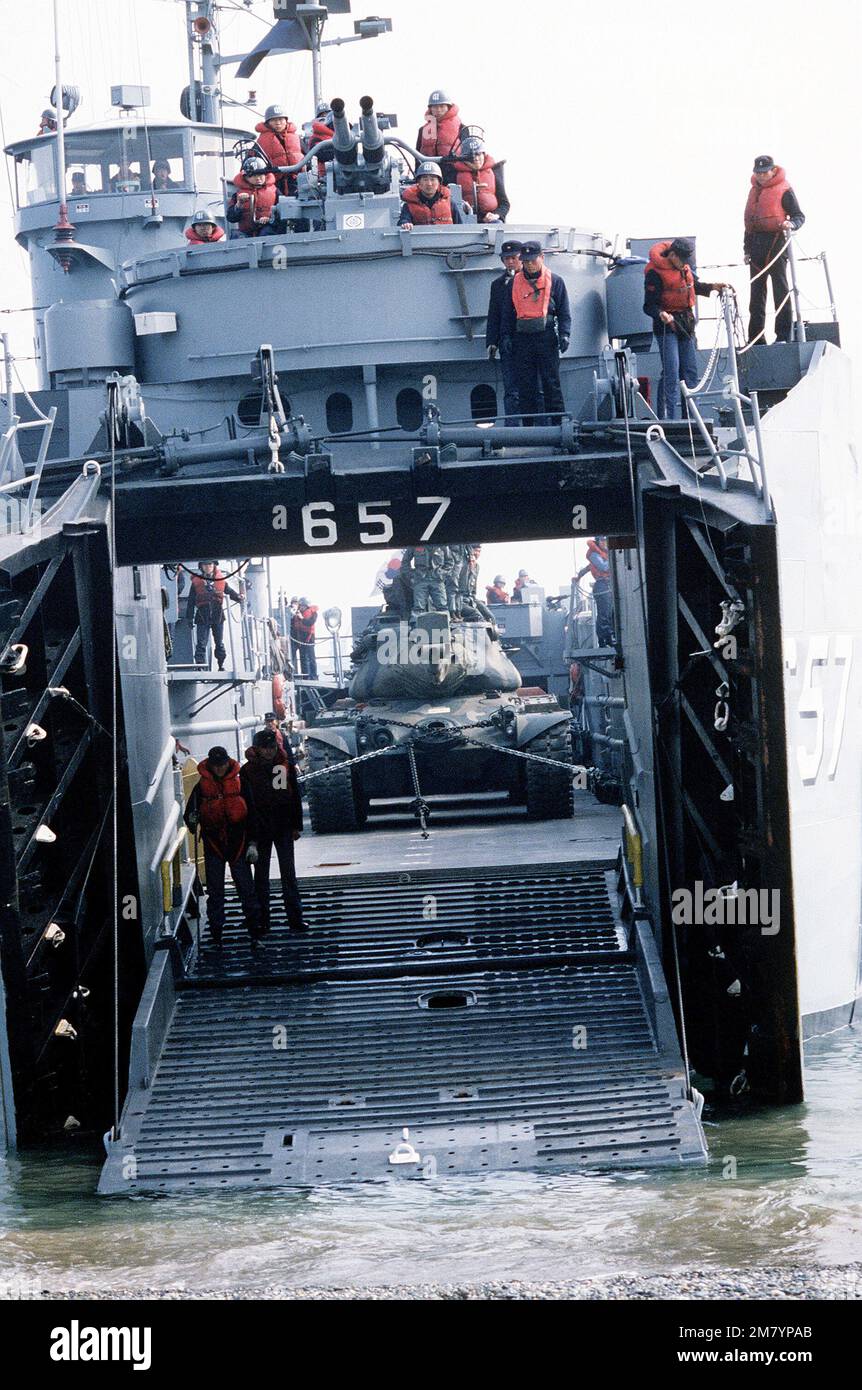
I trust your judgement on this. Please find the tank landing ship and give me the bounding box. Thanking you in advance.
[305,607,573,832]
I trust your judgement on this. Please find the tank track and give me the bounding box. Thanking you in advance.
[524,724,574,820]
[306,743,365,834]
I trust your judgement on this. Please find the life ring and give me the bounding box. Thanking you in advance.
[271,672,286,720]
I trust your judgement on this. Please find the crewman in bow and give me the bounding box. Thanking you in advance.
[744,155,805,346]
[254,104,303,194]
[398,161,463,228]
[416,88,472,181]
[451,137,509,223]
[184,209,225,244]
[226,156,280,237]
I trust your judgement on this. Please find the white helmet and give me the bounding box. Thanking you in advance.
[416,160,443,180]
[427,89,453,106]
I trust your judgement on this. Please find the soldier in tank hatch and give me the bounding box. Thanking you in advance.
[241,730,308,935]
[185,209,225,244]
[184,746,262,945]
[498,242,571,426]
[226,156,280,237]
[184,560,242,671]
[403,545,449,613]
[451,137,508,223]
[642,239,727,420]
[744,155,805,346]
[398,161,463,228]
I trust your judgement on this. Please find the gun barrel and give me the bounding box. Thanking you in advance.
[359,94,385,165]
[329,97,358,165]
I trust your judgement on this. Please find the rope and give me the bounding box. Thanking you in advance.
[108,384,120,1142]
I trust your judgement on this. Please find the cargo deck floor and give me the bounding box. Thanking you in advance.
[99,811,707,1193]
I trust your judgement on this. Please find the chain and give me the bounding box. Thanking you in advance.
[406,744,430,839]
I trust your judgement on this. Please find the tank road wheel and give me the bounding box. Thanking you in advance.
[306,743,363,834]
[524,725,574,820]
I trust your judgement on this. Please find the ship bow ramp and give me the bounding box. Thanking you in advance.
[99,842,706,1194]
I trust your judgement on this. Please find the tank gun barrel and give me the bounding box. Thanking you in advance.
[359,95,385,165]
[329,97,358,166]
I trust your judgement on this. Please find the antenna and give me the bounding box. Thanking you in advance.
[51,0,76,266]
[235,4,391,104]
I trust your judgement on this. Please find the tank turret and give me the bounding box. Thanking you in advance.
[349,611,521,701]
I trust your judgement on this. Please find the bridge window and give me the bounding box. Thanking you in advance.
[470,383,497,421]
[15,130,192,206]
[396,388,423,431]
[326,392,353,434]
[193,131,228,195]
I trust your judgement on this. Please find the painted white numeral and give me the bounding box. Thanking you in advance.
[417,495,451,541]
[301,501,337,547]
[827,635,852,780]
[358,501,393,545]
[796,635,829,784]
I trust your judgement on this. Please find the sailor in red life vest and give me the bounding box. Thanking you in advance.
[398,161,464,228]
[184,746,262,945]
[184,209,225,244]
[486,575,510,605]
[416,88,471,181]
[744,155,806,346]
[241,730,308,935]
[226,156,280,238]
[184,560,243,670]
[303,101,335,186]
[498,242,571,425]
[452,137,509,224]
[290,598,319,679]
[642,238,727,420]
[576,537,615,648]
[512,568,535,602]
[254,104,302,194]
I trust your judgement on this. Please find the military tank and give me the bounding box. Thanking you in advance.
[305,605,574,832]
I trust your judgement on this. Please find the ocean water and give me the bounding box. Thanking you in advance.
[0,1026,859,1293]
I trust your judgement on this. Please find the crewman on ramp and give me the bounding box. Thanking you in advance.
[184,746,263,945]
[499,242,571,425]
[451,137,509,223]
[241,729,308,935]
[398,161,463,228]
[184,560,242,670]
[744,155,806,346]
[185,209,225,244]
[642,239,727,419]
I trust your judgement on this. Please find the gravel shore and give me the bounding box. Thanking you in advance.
[12,1265,862,1300]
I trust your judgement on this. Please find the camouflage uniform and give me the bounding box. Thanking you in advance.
[459,546,480,604]
[403,544,448,612]
[444,544,468,616]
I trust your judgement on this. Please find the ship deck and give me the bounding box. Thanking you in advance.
[98,801,707,1194]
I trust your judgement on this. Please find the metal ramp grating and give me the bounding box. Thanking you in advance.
[99,868,707,1193]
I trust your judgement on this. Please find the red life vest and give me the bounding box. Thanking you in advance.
[197,759,248,832]
[310,119,334,179]
[190,571,227,609]
[402,184,454,225]
[230,171,278,235]
[185,224,225,244]
[419,103,463,158]
[452,157,498,216]
[512,266,553,327]
[646,241,695,313]
[744,167,790,234]
[586,537,609,581]
[254,120,302,170]
[486,584,509,604]
[291,605,318,642]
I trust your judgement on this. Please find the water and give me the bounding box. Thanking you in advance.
[1,1028,860,1292]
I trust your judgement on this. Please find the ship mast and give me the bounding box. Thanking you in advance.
[51,0,75,256]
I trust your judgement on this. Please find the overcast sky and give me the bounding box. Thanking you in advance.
[1,0,859,617]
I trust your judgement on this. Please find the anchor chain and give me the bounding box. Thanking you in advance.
[406,744,431,839]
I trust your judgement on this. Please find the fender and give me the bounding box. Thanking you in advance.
[306,725,358,758]
[515,709,571,747]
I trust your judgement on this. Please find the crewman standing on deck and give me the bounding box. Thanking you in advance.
[486,239,524,423]
[643,239,727,420]
[416,89,472,181]
[499,242,571,425]
[184,746,262,945]
[184,560,242,670]
[744,155,805,346]
[254,105,303,194]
